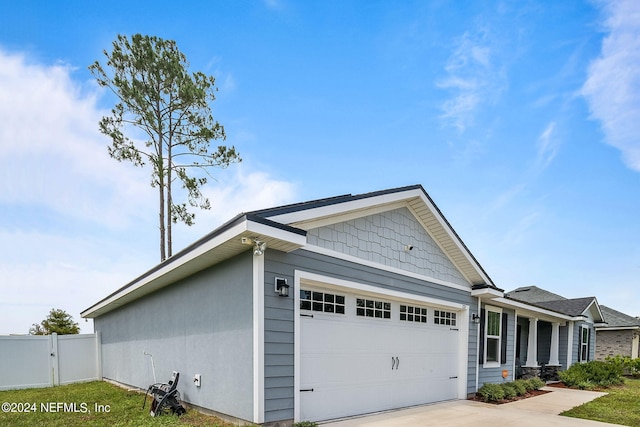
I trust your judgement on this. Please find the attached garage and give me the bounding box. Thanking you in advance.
[294,272,468,423]
[84,185,491,425]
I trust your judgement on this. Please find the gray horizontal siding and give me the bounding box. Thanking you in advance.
[263,248,475,423]
[478,307,515,386]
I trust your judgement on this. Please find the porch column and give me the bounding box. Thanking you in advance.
[548,322,561,366]
[524,318,539,367]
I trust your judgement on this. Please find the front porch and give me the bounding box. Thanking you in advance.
[515,317,566,381]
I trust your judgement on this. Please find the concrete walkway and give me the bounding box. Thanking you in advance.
[321,387,619,426]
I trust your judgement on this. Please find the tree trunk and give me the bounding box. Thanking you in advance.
[159,176,166,262]
[167,140,173,259]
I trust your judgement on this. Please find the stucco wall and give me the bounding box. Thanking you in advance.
[94,252,254,422]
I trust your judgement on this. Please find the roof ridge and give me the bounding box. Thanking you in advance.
[249,184,424,218]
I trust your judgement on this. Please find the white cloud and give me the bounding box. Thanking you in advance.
[437,28,506,132]
[581,0,640,171]
[536,121,559,171]
[0,48,299,335]
[0,49,154,229]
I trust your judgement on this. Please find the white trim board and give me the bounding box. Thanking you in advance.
[252,254,265,424]
[301,245,472,293]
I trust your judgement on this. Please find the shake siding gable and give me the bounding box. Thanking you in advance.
[306,207,469,288]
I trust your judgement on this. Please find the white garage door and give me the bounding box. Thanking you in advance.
[299,287,461,422]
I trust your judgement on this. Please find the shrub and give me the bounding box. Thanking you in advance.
[512,379,528,396]
[501,383,517,399]
[560,360,624,389]
[528,377,546,390]
[294,422,318,427]
[605,355,640,376]
[477,383,505,402]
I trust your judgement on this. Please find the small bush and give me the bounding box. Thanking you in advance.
[528,377,546,390]
[606,355,640,376]
[477,383,505,402]
[512,379,528,396]
[560,360,624,389]
[294,422,318,427]
[501,383,517,399]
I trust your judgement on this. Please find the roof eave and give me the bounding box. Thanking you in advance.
[81,216,306,319]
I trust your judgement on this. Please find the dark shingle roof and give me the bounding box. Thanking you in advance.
[600,305,640,328]
[534,297,597,317]
[506,286,567,303]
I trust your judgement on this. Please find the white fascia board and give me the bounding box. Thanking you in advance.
[491,297,573,321]
[471,288,504,299]
[414,192,494,287]
[268,188,424,225]
[596,326,640,331]
[245,220,307,248]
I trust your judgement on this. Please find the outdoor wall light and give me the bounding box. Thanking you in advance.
[275,277,289,297]
[472,313,481,324]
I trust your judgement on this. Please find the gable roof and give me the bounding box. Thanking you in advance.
[599,305,640,329]
[505,285,605,322]
[82,184,497,319]
[251,185,497,288]
[506,286,566,303]
[534,297,599,317]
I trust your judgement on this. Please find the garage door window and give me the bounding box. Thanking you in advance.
[434,310,456,326]
[300,290,345,314]
[356,298,391,318]
[400,305,427,323]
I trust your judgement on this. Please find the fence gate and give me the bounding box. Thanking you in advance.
[0,332,102,391]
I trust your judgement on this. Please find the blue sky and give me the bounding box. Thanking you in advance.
[0,0,638,334]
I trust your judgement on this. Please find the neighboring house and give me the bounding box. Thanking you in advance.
[81,185,606,426]
[505,286,606,379]
[596,305,640,360]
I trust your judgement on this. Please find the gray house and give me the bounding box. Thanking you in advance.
[504,286,605,379]
[82,185,601,425]
[596,305,640,360]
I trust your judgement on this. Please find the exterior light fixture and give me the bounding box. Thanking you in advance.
[275,277,289,297]
[472,313,481,324]
[253,241,267,256]
[241,237,267,256]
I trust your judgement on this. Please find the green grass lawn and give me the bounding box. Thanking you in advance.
[0,381,241,426]
[562,378,640,427]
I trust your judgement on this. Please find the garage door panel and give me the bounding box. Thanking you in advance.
[299,287,461,422]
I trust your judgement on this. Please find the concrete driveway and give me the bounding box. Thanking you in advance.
[321,387,620,426]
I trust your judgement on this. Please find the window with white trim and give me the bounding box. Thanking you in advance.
[484,306,502,365]
[579,325,590,362]
[434,310,456,326]
[356,298,391,319]
[400,305,427,323]
[300,290,345,314]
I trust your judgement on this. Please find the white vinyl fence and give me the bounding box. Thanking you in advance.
[0,333,102,391]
